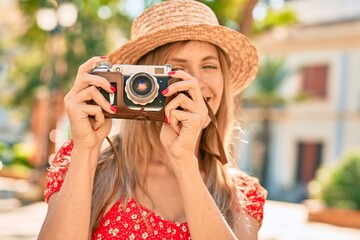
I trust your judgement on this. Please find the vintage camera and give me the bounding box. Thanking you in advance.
[90,62,175,121]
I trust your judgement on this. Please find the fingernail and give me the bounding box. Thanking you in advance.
[161,88,169,95]
[100,56,107,59]
[165,116,169,124]
[110,85,116,92]
[168,71,176,75]
[110,105,118,112]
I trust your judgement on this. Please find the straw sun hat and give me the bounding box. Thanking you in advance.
[108,0,259,95]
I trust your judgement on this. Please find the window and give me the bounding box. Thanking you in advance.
[296,141,323,184]
[301,64,328,99]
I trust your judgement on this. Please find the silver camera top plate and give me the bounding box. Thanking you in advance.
[110,64,172,76]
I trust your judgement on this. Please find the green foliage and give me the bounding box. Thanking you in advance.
[7,0,131,117]
[256,59,288,94]
[253,7,298,35]
[199,0,247,29]
[144,0,162,8]
[0,141,32,168]
[199,0,297,34]
[0,142,11,164]
[243,58,289,107]
[0,39,3,54]
[12,142,33,168]
[7,48,43,110]
[151,0,249,28]
[311,151,360,210]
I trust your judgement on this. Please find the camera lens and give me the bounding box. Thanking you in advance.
[125,72,159,106]
[132,75,152,96]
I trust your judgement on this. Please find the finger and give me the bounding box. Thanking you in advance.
[75,73,114,92]
[71,86,117,114]
[168,109,181,135]
[77,56,107,75]
[169,109,202,135]
[164,92,209,129]
[165,93,206,136]
[95,118,112,134]
[81,104,106,130]
[66,74,115,101]
[65,56,111,102]
[163,71,204,103]
[164,93,199,118]
[168,105,208,133]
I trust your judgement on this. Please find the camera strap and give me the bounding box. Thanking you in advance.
[203,99,228,165]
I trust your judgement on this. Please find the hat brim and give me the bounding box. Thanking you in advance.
[108,24,258,95]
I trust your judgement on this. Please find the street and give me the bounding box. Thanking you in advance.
[0,177,359,240]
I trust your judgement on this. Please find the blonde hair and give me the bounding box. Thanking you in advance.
[90,41,238,232]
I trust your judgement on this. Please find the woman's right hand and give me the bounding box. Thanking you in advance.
[64,56,117,150]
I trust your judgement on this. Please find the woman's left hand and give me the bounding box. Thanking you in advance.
[160,70,209,170]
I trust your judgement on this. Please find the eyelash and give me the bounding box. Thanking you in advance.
[171,67,183,71]
[203,65,217,69]
[172,65,217,71]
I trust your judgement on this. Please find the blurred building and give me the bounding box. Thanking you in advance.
[240,0,360,202]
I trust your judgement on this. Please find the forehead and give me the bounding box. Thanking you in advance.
[168,41,219,60]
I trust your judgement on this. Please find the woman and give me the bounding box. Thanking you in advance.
[39,0,267,239]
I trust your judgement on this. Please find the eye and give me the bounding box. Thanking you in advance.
[171,67,184,71]
[203,65,217,70]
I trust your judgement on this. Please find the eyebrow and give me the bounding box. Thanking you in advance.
[168,55,219,63]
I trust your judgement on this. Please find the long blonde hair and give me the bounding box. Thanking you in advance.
[90,41,238,232]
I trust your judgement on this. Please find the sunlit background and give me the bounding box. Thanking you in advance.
[0,0,359,239]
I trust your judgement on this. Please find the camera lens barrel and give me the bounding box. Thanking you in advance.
[125,72,159,105]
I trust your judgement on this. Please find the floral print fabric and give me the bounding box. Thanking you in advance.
[93,198,190,239]
[44,140,267,239]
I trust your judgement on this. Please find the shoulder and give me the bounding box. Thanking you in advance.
[228,168,267,224]
[47,139,74,174]
[228,168,267,200]
[44,139,74,202]
[52,139,74,166]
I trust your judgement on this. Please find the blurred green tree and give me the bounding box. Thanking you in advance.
[311,150,360,210]
[253,5,298,35]
[8,0,131,113]
[199,0,257,34]
[198,0,297,35]
[4,0,131,170]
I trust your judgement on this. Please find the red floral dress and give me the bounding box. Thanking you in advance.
[44,140,267,240]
